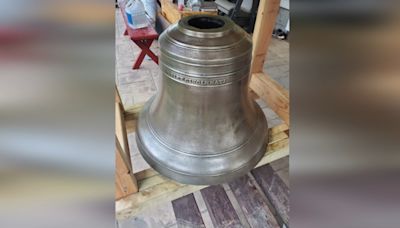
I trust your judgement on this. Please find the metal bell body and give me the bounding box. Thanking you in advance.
[136,15,268,185]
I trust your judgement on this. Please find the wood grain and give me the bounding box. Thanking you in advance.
[124,102,145,121]
[201,185,243,228]
[115,138,138,200]
[172,194,206,228]
[116,178,207,219]
[250,72,289,125]
[160,0,217,24]
[115,85,122,104]
[251,165,289,225]
[228,175,279,228]
[116,101,132,169]
[251,0,281,74]
[161,0,181,24]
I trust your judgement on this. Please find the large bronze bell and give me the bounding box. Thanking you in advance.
[136,15,268,185]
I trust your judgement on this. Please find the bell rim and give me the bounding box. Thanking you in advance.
[136,129,267,185]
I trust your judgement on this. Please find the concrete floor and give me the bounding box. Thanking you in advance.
[116,9,289,227]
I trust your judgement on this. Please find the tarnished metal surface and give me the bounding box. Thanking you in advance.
[136,15,268,185]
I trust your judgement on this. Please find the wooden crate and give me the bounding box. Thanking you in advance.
[160,0,218,24]
[115,0,288,219]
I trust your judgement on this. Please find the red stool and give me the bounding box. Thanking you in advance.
[121,8,159,69]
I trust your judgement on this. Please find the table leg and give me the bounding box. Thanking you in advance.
[133,49,146,69]
[134,39,158,64]
[132,39,159,69]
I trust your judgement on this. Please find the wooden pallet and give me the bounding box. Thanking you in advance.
[115,0,288,219]
[160,0,218,24]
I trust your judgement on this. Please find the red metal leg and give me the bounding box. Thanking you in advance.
[124,29,128,36]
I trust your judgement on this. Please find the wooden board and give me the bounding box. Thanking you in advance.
[116,102,131,166]
[116,179,206,219]
[160,0,217,24]
[124,102,145,121]
[172,194,206,228]
[161,0,181,24]
[116,96,132,169]
[248,0,289,126]
[251,0,281,73]
[250,72,289,125]
[251,165,289,226]
[115,138,138,200]
[115,86,138,200]
[228,175,279,228]
[200,185,243,227]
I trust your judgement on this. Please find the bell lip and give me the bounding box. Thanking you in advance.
[177,15,234,38]
[136,99,269,185]
[137,132,267,185]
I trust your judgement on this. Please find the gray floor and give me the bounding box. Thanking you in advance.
[116,8,289,228]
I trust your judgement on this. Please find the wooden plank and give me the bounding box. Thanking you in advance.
[172,194,206,228]
[160,0,217,24]
[251,165,289,226]
[222,184,252,227]
[275,167,289,187]
[115,86,139,201]
[251,0,281,74]
[270,123,288,135]
[116,138,138,200]
[116,101,132,169]
[193,191,216,228]
[200,185,243,227]
[249,89,260,100]
[115,123,289,219]
[255,138,289,169]
[117,201,177,228]
[138,174,169,191]
[135,168,158,181]
[270,155,289,172]
[116,179,207,219]
[115,86,134,171]
[116,85,122,104]
[125,118,136,133]
[124,102,145,121]
[269,130,288,144]
[181,10,218,18]
[249,0,288,125]
[250,72,289,125]
[161,0,181,24]
[228,175,280,228]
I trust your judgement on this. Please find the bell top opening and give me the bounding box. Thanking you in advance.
[177,15,233,38]
[187,17,225,29]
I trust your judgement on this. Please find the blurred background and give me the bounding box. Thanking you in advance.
[1,0,400,227]
[0,0,115,227]
[291,0,400,227]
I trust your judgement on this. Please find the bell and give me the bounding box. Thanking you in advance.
[136,15,268,185]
